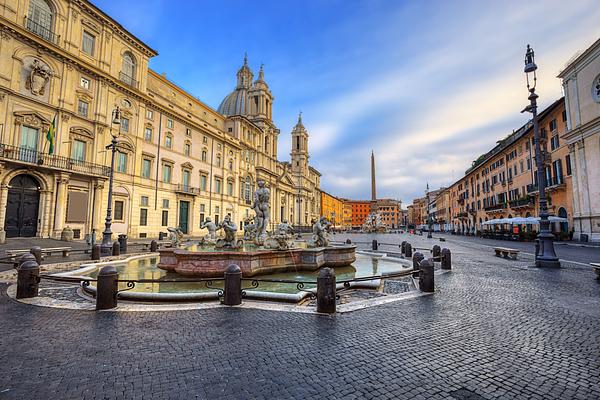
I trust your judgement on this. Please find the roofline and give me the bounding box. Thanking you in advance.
[558,38,600,78]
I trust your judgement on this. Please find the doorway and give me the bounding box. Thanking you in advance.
[5,175,40,237]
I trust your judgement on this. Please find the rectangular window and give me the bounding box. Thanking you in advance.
[227,180,233,196]
[140,208,148,226]
[114,200,124,220]
[562,110,567,123]
[184,143,191,156]
[71,139,86,161]
[141,159,151,178]
[162,199,169,209]
[520,160,524,174]
[550,135,559,151]
[146,109,154,120]
[526,158,531,170]
[186,128,192,137]
[161,210,168,226]
[77,99,89,117]
[167,119,174,129]
[162,164,172,183]
[549,119,557,132]
[215,178,222,194]
[165,135,172,148]
[116,152,127,173]
[144,127,152,141]
[566,155,572,176]
[182,170,190,189]
[82,31,95,56]
[200,174,207,191]
[140,196,149,207]
[121,117,129,133]
[80,77,90,89]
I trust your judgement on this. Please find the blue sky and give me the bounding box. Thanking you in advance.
[93,0,600,205]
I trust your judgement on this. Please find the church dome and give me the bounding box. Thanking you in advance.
[217,54,253,116]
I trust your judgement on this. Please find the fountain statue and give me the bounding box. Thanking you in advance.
[200,217,218,242]
[308,217,331,247]
[215,215,242,249]
[253,178,270,245]
[243,216,257,241]
[264,219,295,250]
[167,227,184,247]
[362,212,387,233]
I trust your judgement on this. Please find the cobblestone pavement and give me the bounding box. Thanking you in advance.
[1,233,599,399]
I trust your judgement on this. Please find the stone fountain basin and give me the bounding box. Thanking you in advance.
[157,245,357,278]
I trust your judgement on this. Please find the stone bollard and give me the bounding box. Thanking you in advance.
[317,267,336,314]
[150,240,158,252]
[112,241,120,256]
[400,241,407,255]
[345,239,351,245]
[534,239,540,257]
[16,259,40,299]
[223,264,242,306]
[405,243,412,258]
[96,265,118,310]
[432,245,441,260]
[372,240,378,251]
[91,244,101,260]
[118,234,128,254]
[441,248,452,270]
[30,246,42,265]
[418,259,435,293]
[412,251,424,271]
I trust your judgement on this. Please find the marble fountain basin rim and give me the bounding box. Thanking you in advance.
[157,245,358,278]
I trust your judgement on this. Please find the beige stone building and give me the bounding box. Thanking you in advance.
[558,38,600,242]
[0,0,320,240]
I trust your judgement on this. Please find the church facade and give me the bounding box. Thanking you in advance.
[0,0,321,240]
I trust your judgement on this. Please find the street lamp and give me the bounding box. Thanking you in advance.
[522,45,560,267]
[426,184,433,238]
[100,106,122,256]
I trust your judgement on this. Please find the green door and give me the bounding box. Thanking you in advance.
[179,201,189,234]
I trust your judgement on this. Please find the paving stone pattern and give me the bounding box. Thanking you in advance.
[1,233,599,399]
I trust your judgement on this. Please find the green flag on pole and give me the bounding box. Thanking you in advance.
[46,115,56,155]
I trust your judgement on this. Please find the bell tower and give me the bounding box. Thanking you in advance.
[291,112,309,175]
[249,64,274,120]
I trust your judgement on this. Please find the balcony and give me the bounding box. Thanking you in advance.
[533,151,552,165]
[25,17,60,44]
[175,184,199,195]
[0,143,110,177]
[484,203,507,213]
[527,184,539,194]
[456,211,468,219]
[119,72,139,89]
[509,197,533,209]
[547,175,565,191]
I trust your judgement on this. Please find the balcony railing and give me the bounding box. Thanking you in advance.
[456,211,468,219]
[548,175,565,188]
[509,197,533,208]
[0,144,110,177]
[119,72,139,89]
[175,184,199,195]
[25,17,60,44]
[484,203,507,212]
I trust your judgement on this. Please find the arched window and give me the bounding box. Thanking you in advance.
[244,176,251,201]
[121,52,136,85]
[184,141,191,156]
[28,0,53,41]
[165,133,173,149]
[201,149,207,162]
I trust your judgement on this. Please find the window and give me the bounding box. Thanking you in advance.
[203,136,208,144]
[82,31,95,56]
[116,152,127,173]
[182,170,191,189]
[186,128,191,137]
[144,127,152,141]
[227,180,233,196]
[139,208,148,226]
[161,210,168,226]
[122,52,136,83]
[520,160,524,174]
[566,155,572,176]
[549,119,557,132]
[162,199,169,208]
[200,174,207,191]
[215,178,222,194]
[550,135,560,151]
[216,155,221,167]
[121,117,129,133]
[167,119,174,129]
[141,159,152,178]
[140,196,149,206]
[201,150,207,162]
[562,110,567,123]
[162,164,172,183]
[184,142,191,156]
[80,77,90,90]
[71,139,86,161]
[526,157,531,170]
[77,100,89,117]
[165,134,172,149]
[114,200,124,220]
[28,0,53,41]
[146,109,154,120]
[228,160,233,170]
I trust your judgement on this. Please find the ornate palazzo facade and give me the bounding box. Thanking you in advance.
[0,0,320,239]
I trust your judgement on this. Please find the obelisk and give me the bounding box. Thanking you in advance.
[371,150,376,201]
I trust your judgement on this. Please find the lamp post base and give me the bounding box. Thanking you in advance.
[535,231,561,268]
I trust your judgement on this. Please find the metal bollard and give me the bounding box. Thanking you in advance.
[418,259,435,293]
[372,240,378,251]
[112,241,120,256]
[534,239,540,257]
[223,264,242,306]
[96,265,118,310]
[405,243,412,258]
[400,241,407,255]
[345,239,351,245]
[432,245,441,260]
[441,248,452,270]
[412,251,424,271]
[16,259,40,299]
[118,234,128,254]
[30,246,42,265]
[317,267,336,314]
[91,244,101,260]
[150,240,158,252]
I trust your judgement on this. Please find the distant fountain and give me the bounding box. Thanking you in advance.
[362,212,387,233]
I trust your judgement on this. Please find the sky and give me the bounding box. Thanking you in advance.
[93,0,600,205]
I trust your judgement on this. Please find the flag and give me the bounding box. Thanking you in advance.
[46,115,56,155]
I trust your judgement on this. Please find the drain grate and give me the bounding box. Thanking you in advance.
[450,388,486,400]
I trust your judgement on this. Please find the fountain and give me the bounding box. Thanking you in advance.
[362,212,388,233]
[157,179,356,278]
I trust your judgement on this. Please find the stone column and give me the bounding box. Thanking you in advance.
[92,180,104,234]
[39,189,52,237]
[0,183,9,230]
[568,143,580,216]
[53,173,70,238]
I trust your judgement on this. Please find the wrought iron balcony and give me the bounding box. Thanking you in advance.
[509,197,533,208]
[119,72,139,89]
[548,175,565,188]
[0,143,110,177]
[25,17,60,44]
[527,184,539,194]
[484,203,507,212]
[175,184,199,195]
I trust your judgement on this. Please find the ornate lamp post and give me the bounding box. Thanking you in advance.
[100,107,122,256]
[522,45,560,267]
[426,184,433,238]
